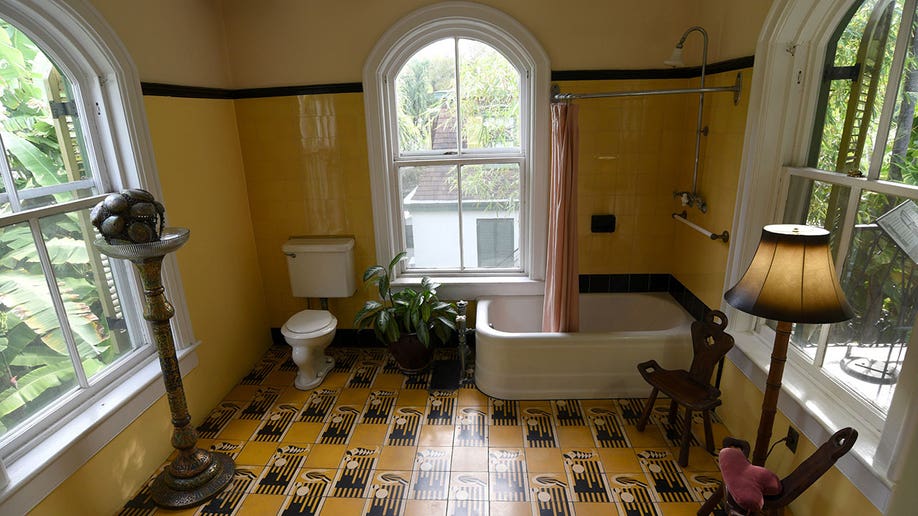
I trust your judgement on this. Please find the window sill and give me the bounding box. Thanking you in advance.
[0,343,200,514]
[728,331,892,511]
[392,276,544,299]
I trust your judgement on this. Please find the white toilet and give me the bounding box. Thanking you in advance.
[281,237,356,390]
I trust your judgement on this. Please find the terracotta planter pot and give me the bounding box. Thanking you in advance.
[388,333,434,374]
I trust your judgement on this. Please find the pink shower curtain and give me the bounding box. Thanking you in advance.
[542,102,579,332]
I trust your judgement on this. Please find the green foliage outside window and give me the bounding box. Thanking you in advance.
[0,20,126,437]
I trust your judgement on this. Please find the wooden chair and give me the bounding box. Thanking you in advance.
[710,427,858,515]
[635,309,734,466]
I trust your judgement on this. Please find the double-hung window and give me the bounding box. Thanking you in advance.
[364,2,549,295]
[732,0,918,507]
[783,0,917,425]
[0,1,190,507]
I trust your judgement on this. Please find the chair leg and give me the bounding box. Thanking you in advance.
[668,399,679,425]
[697,485,723,516]
[678,408,693,467]
[703,410,715,454]
[636,388,659,431]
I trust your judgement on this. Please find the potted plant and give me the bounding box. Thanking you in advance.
[354,252,458,373]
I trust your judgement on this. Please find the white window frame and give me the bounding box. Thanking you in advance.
[728,0,918,511]
[0,1,197,512]
[363,1,550,299]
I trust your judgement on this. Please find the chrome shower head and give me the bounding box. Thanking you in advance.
[664,46,685,67]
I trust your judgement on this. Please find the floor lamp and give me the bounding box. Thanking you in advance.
[724,224,853,466]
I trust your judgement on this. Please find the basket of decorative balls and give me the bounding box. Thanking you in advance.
[90,189,165,244]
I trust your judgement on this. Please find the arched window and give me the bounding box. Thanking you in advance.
[364,2,549,296]
[0,1,191,510]
[730,0,918,510]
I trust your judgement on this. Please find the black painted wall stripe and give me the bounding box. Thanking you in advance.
[141,82,364,99]
[140,56,754,100]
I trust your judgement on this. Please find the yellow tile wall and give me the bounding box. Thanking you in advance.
[235,93,374,329]
[565,78,692,275]
[670,69,750,309]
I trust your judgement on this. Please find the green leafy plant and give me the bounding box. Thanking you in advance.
[354,251,457,347]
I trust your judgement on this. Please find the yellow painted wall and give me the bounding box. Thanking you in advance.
[88,0,233,88]
[218,0,768,88]
[30,97,270,515]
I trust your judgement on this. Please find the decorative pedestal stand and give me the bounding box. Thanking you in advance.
[94,228,235,508]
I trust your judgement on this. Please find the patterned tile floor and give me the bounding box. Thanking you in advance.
[120,346,732,516]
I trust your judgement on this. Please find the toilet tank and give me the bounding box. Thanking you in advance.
[282,237,356,298]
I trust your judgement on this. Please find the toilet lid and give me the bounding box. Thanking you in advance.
[284,310,336,334]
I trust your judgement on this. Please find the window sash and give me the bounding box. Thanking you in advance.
[781,165,917,423]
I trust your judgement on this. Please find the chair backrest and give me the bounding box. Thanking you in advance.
[764,427,858,508]
[688,310,735,384]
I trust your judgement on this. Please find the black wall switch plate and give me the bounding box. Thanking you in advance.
[591,214,616,233]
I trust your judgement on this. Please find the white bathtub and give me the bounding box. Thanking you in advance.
[475,292,694,399]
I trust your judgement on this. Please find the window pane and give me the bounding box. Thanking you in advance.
[38,209,136,379]
[880,5,918,185]
[395,39,457,154]
[0,20,95,211]
[458,39,521,150]
[400,165,460,268]
[813,0,902,174]
[825,191,916,412]
[461,163,520,268]
[782,178,853,358]
[0,222,79,438]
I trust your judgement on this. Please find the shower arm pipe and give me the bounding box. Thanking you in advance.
[672,211,729,243]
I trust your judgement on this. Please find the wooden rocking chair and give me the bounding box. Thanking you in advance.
[635,310,734,466]
[700,427,858,515]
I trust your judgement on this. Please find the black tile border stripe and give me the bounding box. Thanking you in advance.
[551,56,754,82]
[140,56,753,100]
[578,273,712,322]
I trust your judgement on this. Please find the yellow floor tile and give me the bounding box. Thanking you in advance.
[451,446,489,471]
[572,501,618,515]
[490,500,532,515]
[320,497,367,514]
[303,443,346,469]
[488,426,524,447]
[320,372,350,389]
[525,448,565,473]
[223,384,261,401]
[337,387,371,405]
[276,386,311,405]
[557,426,596,448]
[677,446,720,472]
[378,445,418,470]
[457,388,489,407]
[626,424,670,448]
[373,373,407,390]
[283,422,324,444]
[419,425,456,446]
[261,370,297,387]
[349,423,389,446]
[235,493,285,515]
[397,389,431,406]
[217,419,259,441]
[597,448,643,474]
[403,499,449,516]
[235,441,280,466]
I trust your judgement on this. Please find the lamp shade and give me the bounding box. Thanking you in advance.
[725,224,854,324]
[664,46,685,67]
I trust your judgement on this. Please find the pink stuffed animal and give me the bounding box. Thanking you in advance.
[719,446,782,511]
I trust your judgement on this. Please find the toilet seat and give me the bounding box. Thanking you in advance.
[282,309,336,339]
